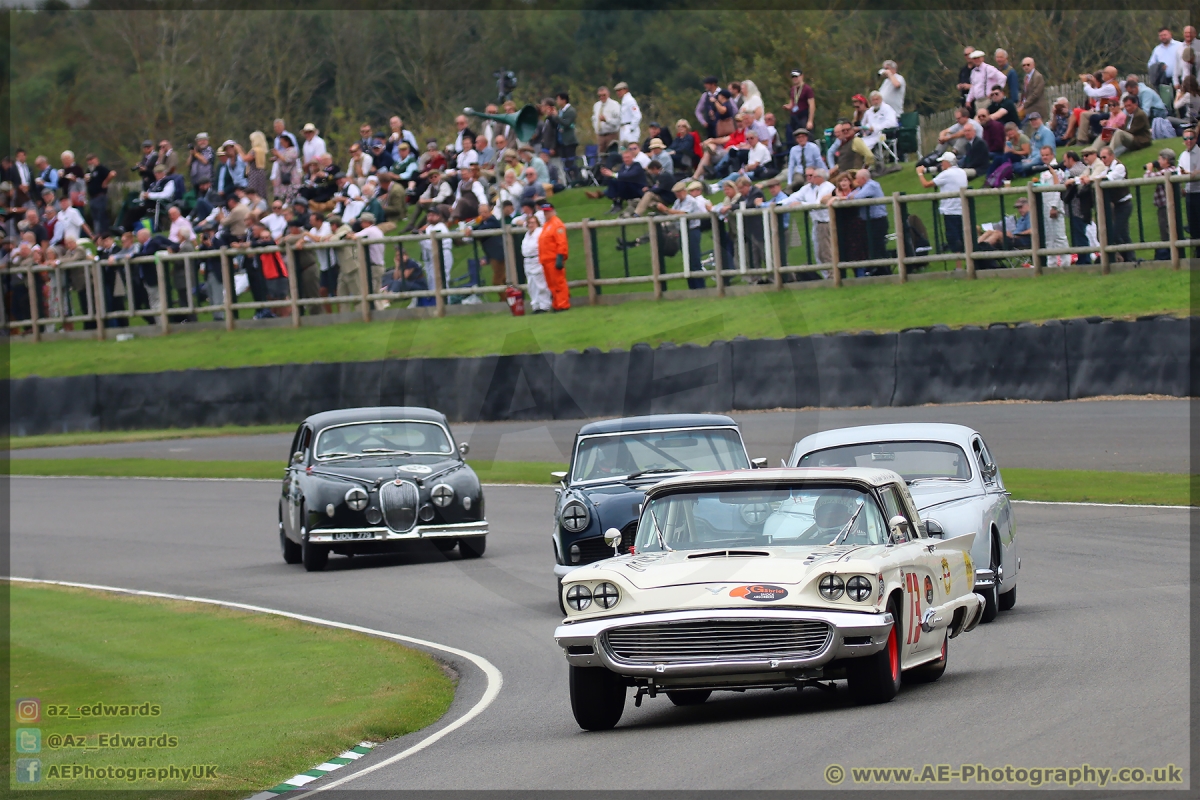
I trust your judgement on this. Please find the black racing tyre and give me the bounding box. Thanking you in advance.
[667,689,712,706]
[999,584,1017,611]
[569,666,626,730]
[847,597,902,704]
[301,518,328,572]
[981,536,1001,623]
[902,633,948,685]
[458,536,486,559]
[433,539,458,553]
[280,506,301,565]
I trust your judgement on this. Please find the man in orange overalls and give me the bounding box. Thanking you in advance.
[537,201,570,311]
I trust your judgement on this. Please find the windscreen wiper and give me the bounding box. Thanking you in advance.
[648,506,673,552]
[831,500,865,546]
[362,448,413,456]
[626,467,685,480]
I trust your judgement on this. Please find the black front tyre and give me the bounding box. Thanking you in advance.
[281,528,302,565]
[847,598,902,704]
[459,536,486,559]
[981,538,1001,623]
[301,526,329,572]
[569,666,626,731]
[433,539,458,553]
[667,689,712,706]
[999,584,1017,611]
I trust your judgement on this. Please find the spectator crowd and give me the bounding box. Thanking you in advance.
[3,23,1197,331]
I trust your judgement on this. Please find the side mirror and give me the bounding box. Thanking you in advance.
[603,527,623,554]
[458,442,470,456]
[981,461,997,480]
[924,519,945,539]
[291,451,305,465]
[751,457,768,468]
[551,471,568,481]
[888,515,911,541]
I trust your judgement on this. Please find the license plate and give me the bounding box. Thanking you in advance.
[333,532,374,541]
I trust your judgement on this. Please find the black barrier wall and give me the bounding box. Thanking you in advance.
[9,317,1194,436]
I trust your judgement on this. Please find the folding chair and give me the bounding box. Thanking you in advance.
[575,145,602,187]
[881,112,922,164]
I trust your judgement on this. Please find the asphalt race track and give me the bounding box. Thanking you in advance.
[12,398,1191,473]
[10,476,1190,791]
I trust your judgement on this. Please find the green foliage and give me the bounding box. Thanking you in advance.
[11,7,1182,166]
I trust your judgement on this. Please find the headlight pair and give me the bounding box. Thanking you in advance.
[818,574,873,602]
[564,581,620,611]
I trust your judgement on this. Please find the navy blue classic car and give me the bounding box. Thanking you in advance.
[552,414,759,606]
[280,407,487,571]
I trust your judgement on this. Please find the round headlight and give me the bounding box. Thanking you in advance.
[560,500,590,533]
[565,583,592,611]
[846,575,873,602]
[569,543,582,564]
[818,574,845,601]
[431,483,455,508]
[345,486,369,511]
[594,582,620,609]
[365,506,382,525]
[418,504,435,522]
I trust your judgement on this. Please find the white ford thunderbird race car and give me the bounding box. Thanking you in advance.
[554,468,986,730]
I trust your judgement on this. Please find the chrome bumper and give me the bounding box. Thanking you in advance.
[553,563,586,579]
[554,607,893,679]
[307,520,487,544]
[974,567,996,588]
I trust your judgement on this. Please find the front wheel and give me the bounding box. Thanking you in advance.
[847,598,902,704]
[280,508,301,565]
[981,537,1000,623]
[569,666,626,730]
[459,536,486,559]
[433,539,458,553]
[999,584,1017,611]
[301,524,328,572]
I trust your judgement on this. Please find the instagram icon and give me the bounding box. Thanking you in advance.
[15,698,40,723]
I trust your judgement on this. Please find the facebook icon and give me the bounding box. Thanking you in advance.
[16,758,41,783]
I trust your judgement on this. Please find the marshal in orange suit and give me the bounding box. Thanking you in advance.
[537,202,571,311]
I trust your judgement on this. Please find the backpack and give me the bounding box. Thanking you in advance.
[658,222,682,257]
[985,161,1013,189]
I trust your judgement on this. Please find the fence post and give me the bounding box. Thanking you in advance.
[960,189,975,279]
[81,262,97,331]
[647,218,663,300]
[220,248,234,330]
[892,193,907,283]
[1163,175,1181,270]
[828,203,841,287]
[27,266,40,342]
[1093,182,1110,274]
[154,254,169,334]
[770,208,784,290]
[183,253,196,316]
[735,211,748,273]
[430,233,446,318]
[711,212,726,297]
[285,243,301,326]
[580,219,597,305]
[357,240,371,322]
[502,221,518,285]
[1027,184,1041,275]
[92,260,106,340]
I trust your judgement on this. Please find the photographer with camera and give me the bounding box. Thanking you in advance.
[187,133,214,191]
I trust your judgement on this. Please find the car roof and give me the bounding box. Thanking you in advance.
[791,423,979,460]
[303,406,449,429]
[645,466,902,498]
[578,414,739,437]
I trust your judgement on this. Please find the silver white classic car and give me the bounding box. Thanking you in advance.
[554,468,986,730]
[789,423,1017,623]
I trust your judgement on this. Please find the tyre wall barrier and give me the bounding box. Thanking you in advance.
[6,317,1193,436]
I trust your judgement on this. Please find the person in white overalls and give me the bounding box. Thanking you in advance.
[521,214,551,313]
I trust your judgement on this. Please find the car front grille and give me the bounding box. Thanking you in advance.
[574,521,639,564]
[379,480,419,532]
[603,618,832,664]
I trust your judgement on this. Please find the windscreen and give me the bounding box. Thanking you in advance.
[314,421,453,459]
[571,428,749,483]
[797,441,970,481]
[633,483,888,552]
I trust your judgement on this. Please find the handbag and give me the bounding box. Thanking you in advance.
[716,117,735,137]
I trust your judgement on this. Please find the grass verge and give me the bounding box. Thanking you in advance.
[7,457,566,485]
[9,581,454,794]
[7,457,1193,503]
[6,424,296,450]
[10,268,1189,379]
[1002,468,1194,506]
